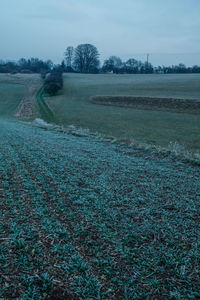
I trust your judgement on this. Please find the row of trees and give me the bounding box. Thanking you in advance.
[102,59,200,74]
[102,57,154,74]
[64,44,153,74]
[0,58,53,74]
[0,44,200,75]
[155,64,200,74]
[64,44,200,74]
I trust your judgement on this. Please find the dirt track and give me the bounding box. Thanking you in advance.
[0,73,41,118]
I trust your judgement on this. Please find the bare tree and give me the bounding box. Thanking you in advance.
[102,56,122,73]
[64,46,74,67]
[126,58,138,68]
[109,56,122,68]
[73,44,100,73]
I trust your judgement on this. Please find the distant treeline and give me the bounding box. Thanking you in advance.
[0,58,53,74]
[101,60,200,74]
[1,43,200,75]
[64,44,200,74]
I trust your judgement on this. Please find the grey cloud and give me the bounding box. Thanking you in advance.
[0,0,200,65]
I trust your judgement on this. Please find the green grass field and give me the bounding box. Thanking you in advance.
[0,83,26,117]
[46,73,200,151]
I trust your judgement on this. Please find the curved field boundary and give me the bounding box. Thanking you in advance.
[91,95,200,114]
[35,87,55,122]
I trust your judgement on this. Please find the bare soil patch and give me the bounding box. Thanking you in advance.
[91,95,200,114]
[14,75,41,118]
[15,86,37,118]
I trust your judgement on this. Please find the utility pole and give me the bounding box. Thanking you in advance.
[147,53,149,64]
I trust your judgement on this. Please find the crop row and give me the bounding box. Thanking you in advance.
[0,120,200,298]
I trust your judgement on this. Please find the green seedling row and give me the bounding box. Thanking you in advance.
[0,120,200,299]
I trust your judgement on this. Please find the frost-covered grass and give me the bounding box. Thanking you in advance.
[46,73,200,151]
[0,73,41,119]
[33,118,53,128]
[0,83,26,117]
[0,120,200,298]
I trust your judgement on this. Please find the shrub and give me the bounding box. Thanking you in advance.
[43,70,63,96]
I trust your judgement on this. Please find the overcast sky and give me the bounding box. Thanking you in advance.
[1,0,200,66]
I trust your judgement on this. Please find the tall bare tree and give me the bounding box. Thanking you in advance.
[64,46,74,67]
[73,44,100,73]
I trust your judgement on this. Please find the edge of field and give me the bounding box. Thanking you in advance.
[35,87,55,122]
[24,117,200,167]
[32,88,200,166]
[1,73,200,166]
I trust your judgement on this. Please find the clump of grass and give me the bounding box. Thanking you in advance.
[168,141,186,155]
[128,138,200,165]
[22,273,53,298]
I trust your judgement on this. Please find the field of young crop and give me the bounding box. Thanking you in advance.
[1,119,200,299]
[46,73,200,151]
